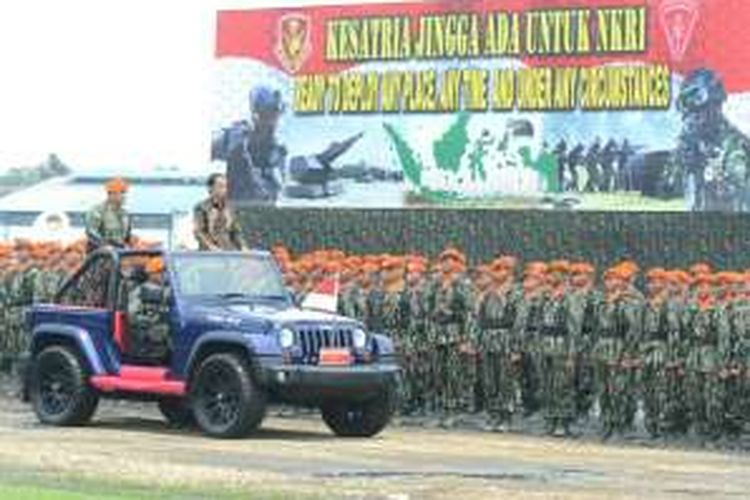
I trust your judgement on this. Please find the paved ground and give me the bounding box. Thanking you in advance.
[1,375,748,500]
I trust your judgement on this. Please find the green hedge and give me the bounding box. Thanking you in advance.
[239,208,750,269]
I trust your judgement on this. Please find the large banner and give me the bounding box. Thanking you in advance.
[212,0,750,211]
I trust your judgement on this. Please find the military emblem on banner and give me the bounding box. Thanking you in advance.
[659,0,700,62]
[275,13,312,74]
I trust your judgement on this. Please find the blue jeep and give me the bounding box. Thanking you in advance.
[23,248,400,438]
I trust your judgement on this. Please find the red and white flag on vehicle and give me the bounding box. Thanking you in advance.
[301,274,339,312]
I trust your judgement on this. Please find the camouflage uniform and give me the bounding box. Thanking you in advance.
[400,272,430,414]
[573,281,601,421]
[426,272,476,416]
[595,266,643,437]
[477,279,520,425]
[720,283,746,437]
[640,274,674,437]
[738,279,750,430]
[539,285,580,434]
[512,268,547,417]
[339,280,367,321]
[684,285,723,438]
[193,198,247,251]
[127,281,171,362]
[85,202,132,253]
[376,266,411,411]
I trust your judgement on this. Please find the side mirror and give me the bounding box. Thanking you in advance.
[140,283,164,305]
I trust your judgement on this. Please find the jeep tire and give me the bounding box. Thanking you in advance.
[321,383,396,437]
[30,345,99,426]
[158,398,194,427]
[190,352,266,438]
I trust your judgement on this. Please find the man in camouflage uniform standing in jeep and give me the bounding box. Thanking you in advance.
[85,177,133,254]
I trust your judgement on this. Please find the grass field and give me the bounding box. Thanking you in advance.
[0,467,316,500]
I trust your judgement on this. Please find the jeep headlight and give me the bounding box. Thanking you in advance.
[279,328,295,349]
[353,328,367,350]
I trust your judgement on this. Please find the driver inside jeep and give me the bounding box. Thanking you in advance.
[127,257,172,363]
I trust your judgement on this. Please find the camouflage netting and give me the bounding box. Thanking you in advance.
[237,208,750,270]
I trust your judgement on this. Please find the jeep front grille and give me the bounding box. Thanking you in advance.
[295,328,353,363]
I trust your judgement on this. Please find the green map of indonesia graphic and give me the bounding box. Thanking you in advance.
[383,113,558,202]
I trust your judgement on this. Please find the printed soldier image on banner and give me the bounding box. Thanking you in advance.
[211,0,750,211]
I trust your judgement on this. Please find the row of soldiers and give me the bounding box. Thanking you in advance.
[0,269,67,358]
[552,138,637,193]
[279,248,750,439]
[2,240,750,441]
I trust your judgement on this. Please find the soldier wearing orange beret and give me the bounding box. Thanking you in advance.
[476,255,520,428]
[84,177,133,253]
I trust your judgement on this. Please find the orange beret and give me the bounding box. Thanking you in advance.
[381,256,404,270]
[604,267,623,279]
[524,262,548,274]
[570,262,595,275]
[646,268,668,281]
[615,261,639,274]
[714,272,737,285]
[105,177,129,193]
[548,259,570,273]
[146,257,164,274]
[407,260,426,273]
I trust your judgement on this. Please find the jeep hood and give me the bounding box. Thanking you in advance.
[190,302,360,331]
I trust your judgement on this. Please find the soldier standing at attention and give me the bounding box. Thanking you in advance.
[685,272,723,439]
[614,262,644,437]
[595,264,627,438]
[513,262,548,417]
[426,248,475,420]
[85,177,133,254]
[403,257,431,415]
[662,269,691,435]
[641,268,671,438]
[717,273,745,437]
[539,260,579,435]
[478,256,520,429]
[194,173,248,251]
[569,262,600,422]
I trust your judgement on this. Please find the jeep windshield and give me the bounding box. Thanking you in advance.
[170,252,288,302]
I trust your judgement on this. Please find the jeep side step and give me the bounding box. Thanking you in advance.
[90,366,186,396]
